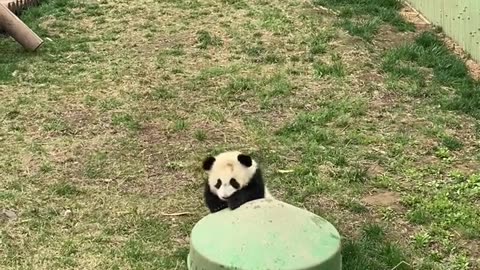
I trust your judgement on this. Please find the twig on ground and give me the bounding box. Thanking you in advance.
[314,5,339,15]
[161,211,192,216]
[390,261,410,270]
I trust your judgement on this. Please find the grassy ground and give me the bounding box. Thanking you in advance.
[1,0,480,269]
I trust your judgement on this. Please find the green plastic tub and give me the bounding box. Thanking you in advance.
[187,198,342,270]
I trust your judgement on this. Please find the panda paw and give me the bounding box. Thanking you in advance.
[227,195,246,210]
[211,203,228,213]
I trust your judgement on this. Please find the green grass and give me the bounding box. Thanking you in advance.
[314,0,415,41]
[340,18,381,42]
[196,30,223,49]
[313,54,346,78]
[1,0,479,269]
[309,33,330,55]
[383,31,480,119]
[342,224,409,270]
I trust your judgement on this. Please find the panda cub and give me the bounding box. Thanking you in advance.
[202,151,271,213]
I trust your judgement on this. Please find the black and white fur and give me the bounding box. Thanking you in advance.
[202,151,271,213]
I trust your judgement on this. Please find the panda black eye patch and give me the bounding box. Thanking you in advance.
[229,178,240,189]
[214,179,221,189]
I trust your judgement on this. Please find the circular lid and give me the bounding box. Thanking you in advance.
[188,198,342,270]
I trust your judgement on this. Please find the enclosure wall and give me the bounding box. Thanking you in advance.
[407,0,479,62]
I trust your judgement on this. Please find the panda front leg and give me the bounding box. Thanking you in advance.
[227,189,251,210]
[204,181,228,213]
[228,179,265,210]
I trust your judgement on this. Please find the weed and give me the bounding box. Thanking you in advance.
[196,30,223,49]
[163,46,186,56]
[173,119,188,131]
[440,135,463,151]
[340,199,368,213]
[309,31,334,55]
[224,77,258,95]
[51,182,82,197]
[194,130,207,141]
[340,18,381,42]
[43,118,71,134]
[112,113,141,131]
[100,98,123,111]
[313,57,345,78]
[150,87,176,100]
[261,7,292,33]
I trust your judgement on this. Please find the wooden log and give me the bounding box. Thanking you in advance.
[0,3,43,51]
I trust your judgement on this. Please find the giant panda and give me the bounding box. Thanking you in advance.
[201,150,272,213]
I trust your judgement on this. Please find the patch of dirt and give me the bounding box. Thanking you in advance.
[361,191,401,208]
[366,163,385,178]
[62,105,96,135]
[399,5,430,31]
[373,24,416,51]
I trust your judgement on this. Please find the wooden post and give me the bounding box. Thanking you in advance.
[0,3,43,51]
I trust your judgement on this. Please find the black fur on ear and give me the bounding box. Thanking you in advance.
[202,156,216,171]
[237,154,252,167]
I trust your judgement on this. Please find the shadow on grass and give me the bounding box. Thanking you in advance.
[383,31,480,119]
[342,223,411,270]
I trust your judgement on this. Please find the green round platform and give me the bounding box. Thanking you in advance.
[187,198,342,270]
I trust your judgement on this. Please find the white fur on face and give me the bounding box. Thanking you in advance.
[215,184,237,201]
[206,151,257,200]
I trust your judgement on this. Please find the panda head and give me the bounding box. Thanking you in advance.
[202,151,258,201]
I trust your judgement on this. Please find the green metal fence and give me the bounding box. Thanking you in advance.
[407,0,480,62]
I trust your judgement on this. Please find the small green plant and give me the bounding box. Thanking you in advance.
[309,31,334,55]
[313,56,345,78]
[341,199,368,213]
[340,18,381,42]
[196,30,223,49]
[434,146,451,160]
[150,87,176,100]
[244,45,266,58]
[112,113,141,131]
[261,7,292,33]
[85,152,108,179]
[225,77,257,94]
[163,45,185,56]
[441,135,463,151]
[43,118,71,134]
[52,182,81,197]
[173,119,188,131]
[194,130,207,141]
[342,165,369,183]
[263,53,285,64]
[412,232,432,249]
[99,98,123,111]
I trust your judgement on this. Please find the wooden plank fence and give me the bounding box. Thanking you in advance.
[0,0,41,15]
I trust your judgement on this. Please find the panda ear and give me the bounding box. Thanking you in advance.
[202,156,216,171]
[237,154,252,167]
